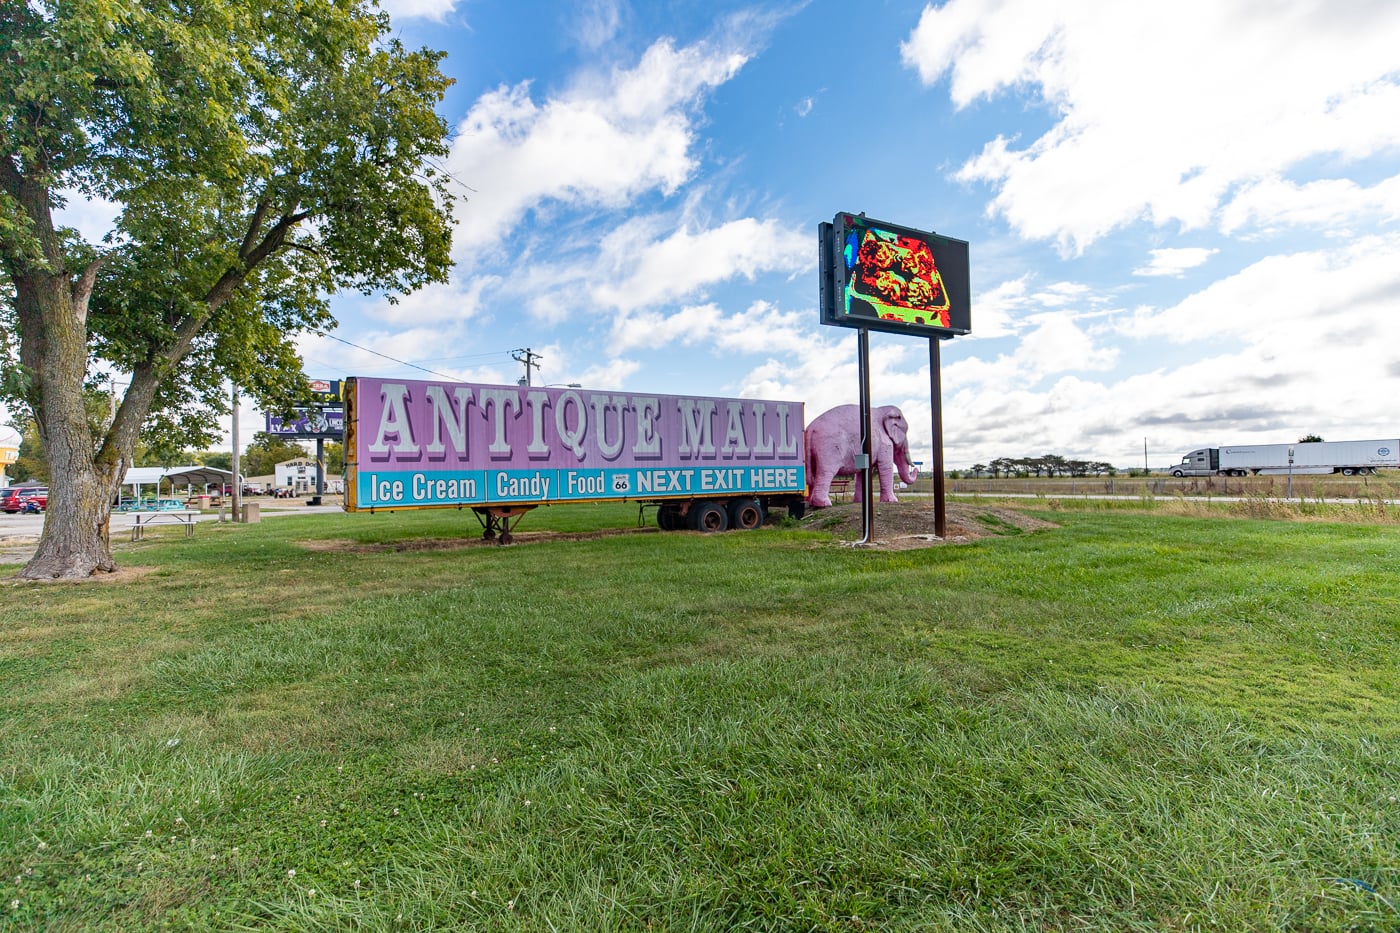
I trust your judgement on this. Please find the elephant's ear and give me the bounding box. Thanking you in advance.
[883,409,907,444]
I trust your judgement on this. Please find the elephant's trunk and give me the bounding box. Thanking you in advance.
[895,444,919,485]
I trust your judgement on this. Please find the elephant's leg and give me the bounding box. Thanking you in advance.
[877,458,899,502]
[808,463,840,508]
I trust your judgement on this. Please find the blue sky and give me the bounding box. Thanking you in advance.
[37,0,1400,472]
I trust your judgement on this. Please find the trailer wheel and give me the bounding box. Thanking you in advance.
[1342,468,1357,476]
[688,500,729,533]
[728,498,764,530]
[657,505,683,531]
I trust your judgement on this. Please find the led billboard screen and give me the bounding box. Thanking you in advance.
[820,213,970,338]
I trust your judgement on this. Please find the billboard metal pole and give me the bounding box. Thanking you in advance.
[311,437,325,506]
[930,337,947,538]
[858,326,874,544]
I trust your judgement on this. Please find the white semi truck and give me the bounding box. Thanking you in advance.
[1170,439,1399,477]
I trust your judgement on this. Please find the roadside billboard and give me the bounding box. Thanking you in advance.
[265,408,344,438]
[344,378,806,511]
[819,212,971,338]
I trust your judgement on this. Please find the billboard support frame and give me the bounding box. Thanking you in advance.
[822,212,961,543]
[930,336,947,539]
[857,327,874,544]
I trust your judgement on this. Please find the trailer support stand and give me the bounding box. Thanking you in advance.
[472,506,536,545]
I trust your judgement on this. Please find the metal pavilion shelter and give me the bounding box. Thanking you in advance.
[119,465,235,501]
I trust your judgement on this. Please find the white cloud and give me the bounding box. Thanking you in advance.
[379,0,457,22]
[959,274,1117,340]
[370,276,501,326]
[1219,174,1400,235]
[902,0,1400,252]
[573,0,624,50]
[1133,248,1218,278]
[296,327,510,385]
[446,37,748,251]
[485,211,810,325]
[947,314,1116,392]
[1120,235,1400,345]
[579,357,643,389]
[609,299,812,356]
[795,96,814,118]
[593,217,811,313]
[934,234,1400,468]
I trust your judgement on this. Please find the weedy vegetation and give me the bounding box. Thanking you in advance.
[2,503,1398,930]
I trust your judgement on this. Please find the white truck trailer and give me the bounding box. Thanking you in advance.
[1170,439,1399,477]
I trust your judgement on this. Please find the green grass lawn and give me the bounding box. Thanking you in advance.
[2,505,1398,931]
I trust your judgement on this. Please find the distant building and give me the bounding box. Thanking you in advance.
[275,458,343,495]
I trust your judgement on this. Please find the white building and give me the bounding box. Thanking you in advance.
[275,458,343,495]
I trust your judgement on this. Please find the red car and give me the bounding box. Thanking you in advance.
[2,486,48,513]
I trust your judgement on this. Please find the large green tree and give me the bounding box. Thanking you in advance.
[1,1,454,579]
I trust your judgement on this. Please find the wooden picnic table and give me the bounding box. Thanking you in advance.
[130,509,200,541]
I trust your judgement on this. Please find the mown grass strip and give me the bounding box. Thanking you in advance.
[2,505,1397,930]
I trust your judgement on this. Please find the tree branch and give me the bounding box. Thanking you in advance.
[238,195,272,263]
[69,255,109,310]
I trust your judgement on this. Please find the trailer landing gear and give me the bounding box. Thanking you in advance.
[472,506,536,545]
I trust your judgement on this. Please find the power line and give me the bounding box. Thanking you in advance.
[510,347,543,386]
[320,333,477,381]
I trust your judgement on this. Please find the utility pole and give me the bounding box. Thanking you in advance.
[511,347,542,386]
[231,384,241,522]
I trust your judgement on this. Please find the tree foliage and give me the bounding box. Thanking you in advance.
[9,417,45,482]
[241,432,310,479]
[0,1,455,578]
[981,455,1119,478]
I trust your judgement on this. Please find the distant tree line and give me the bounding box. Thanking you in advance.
[6,414,341,483]
[962,455,1120,478]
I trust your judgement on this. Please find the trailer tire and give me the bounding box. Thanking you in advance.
[657,505,683,531]
[688,500,729,533]
[728,498,765,530]
[1342,468,1357,476]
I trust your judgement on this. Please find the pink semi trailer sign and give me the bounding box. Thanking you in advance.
[344,377,807,541]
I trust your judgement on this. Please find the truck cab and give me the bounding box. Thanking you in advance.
[1171,448,1218,477]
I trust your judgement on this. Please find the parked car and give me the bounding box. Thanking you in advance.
[2,486,48,513]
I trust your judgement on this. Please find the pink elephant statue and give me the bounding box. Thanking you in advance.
[805,404,919,508]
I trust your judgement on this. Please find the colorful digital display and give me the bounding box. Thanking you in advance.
[820,213,970,338]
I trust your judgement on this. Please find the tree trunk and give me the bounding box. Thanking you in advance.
[8,222,120,578]
[22,459,118,579]
[14,267,123,580]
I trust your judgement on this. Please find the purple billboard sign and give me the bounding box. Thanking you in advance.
[344,377,806,510]
[265,407,344,437]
